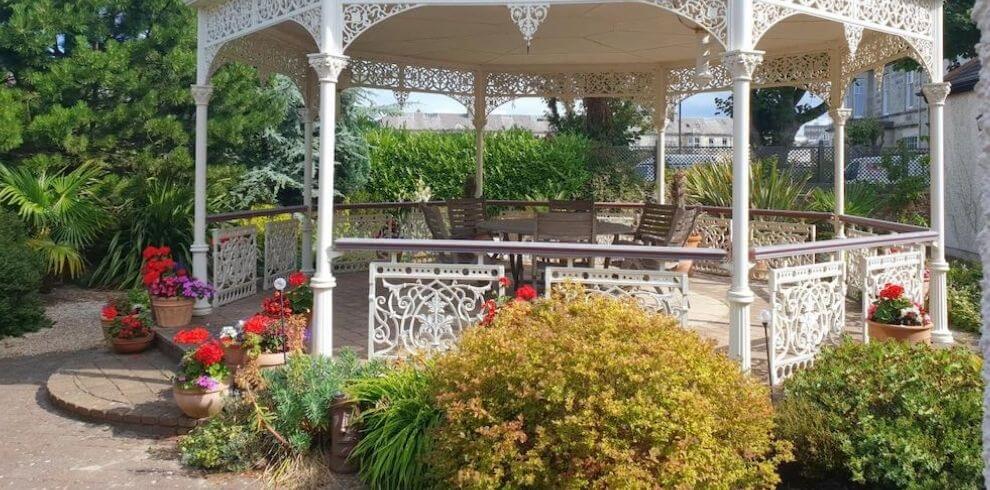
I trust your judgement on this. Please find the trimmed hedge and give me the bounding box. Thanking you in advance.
[363,128,594,202]
[428,287,791,488]
[0,209,50,338]
[776,340,983,488]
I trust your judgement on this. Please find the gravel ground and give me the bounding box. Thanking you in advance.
[0,287,260,489]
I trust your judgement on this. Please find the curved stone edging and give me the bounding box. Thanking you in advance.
[44,349,204,431]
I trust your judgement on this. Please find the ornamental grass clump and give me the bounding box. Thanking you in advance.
[428,286,791,488]
[776,340,983,488]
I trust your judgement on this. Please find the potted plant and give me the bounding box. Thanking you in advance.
[142,245,213,328]
[106,310,156,354]
[218,325,245,373]
[867,283,932,344]
[172,329,230,419]
[236,276,310,368]
[100,289,152,339]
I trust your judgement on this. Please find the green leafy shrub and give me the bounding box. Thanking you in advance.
[0,209,51,338]
[179,402,263,472]
[428,287,790,488]
[364,128,594,201]
[685,158,809,209]
[346,362,442,490]
[260,350,384,454]
[948,259,983,333]
[776,340,983,488]
[807,182,883,217]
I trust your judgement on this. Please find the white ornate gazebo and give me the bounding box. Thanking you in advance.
[184,0,953,374]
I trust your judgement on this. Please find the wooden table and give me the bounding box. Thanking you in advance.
[478,217,634,237]
[477,218,636,287]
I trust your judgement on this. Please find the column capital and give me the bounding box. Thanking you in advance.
[922,82,951,106]
[190,84,213,105]
[722,50,764,81]
[829,107,852,126]
[308,53,349,83]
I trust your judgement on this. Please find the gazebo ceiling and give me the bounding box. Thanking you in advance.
[346,5,845,70]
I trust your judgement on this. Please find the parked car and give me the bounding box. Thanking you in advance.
[845,154,928,184]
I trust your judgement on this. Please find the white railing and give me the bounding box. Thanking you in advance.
[545,267,690,325]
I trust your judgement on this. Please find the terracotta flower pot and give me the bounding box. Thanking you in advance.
[256,351,290,369]
[173,382,228,419]
[151,296,195,328]
[867,319,932,344]
[674,233,703,275]
[110,332,155,354]
[223,344,245,372]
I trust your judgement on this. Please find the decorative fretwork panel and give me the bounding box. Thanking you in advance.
[368,262,505,358]
[347,58,476,96]
[333,209,400,273]
[752,220,817,272]
[545,267,690,325]
[209,35,314,104]
[767,261,845,385]
[264,219,299,290]
[211,226,258,307]
[202,0,321,47]
[342,3,418,48]
[693,215,732,275]
[754,0,935,40]
[861,249,926,342]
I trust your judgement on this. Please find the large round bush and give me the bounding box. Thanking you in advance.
[428,288,791,488]
[0,209,50,338]
[776,340,983,488]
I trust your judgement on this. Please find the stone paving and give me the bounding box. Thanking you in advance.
[0,287,258,488]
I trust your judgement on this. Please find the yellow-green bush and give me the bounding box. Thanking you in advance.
[428,288,791,488]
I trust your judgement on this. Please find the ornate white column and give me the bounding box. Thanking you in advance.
[723,49,763,371]
[191,84,213,316]
[300,107,315,275]
[923,81,954,344]
[830,107,852,237]
[307,53,348,356]
[654,119,668,204]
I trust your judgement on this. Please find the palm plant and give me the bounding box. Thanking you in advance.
[808,182,884,217]
[683,158,810,210]
[88,178,193,288]
[0,162,108,278]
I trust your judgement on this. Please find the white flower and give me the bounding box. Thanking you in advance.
[900,306,921,319]
[273,277,287,291]
[219,326,239,340]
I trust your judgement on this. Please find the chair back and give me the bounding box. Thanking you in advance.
[635,202,677,245]
[420,203,450,240]
[535,212,595,243]
[447,198,486,239]
[666,208,703,247]
[548,200,594,214]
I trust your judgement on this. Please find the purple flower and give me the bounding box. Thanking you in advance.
[196,375,219,391]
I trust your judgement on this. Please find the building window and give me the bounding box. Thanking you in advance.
[905,71,919,110]
[721,137,728,146]
[851,77,867,117]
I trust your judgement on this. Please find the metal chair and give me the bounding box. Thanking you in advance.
[531,212,596,284]
[447,198,487,240]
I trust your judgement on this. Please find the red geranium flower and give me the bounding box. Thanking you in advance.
[498,277,511,288]
[262,292,292,317]
[515,284,538,301]
[879,283,905,300]
[288,271,307,288]
[101,305,119,321]
[173,327,211,345]
[243,314,272,335]
[193,341,224,366]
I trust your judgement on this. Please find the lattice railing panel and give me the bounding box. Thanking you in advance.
[767,261,845,385]
[861,249,926,342]
[211,226,258,307]
[264,219,299,290]
[545,267,690,325]
[333,209,400,273]
[368,262,505,358]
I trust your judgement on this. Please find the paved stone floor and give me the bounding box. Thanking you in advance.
[0,288,259,489]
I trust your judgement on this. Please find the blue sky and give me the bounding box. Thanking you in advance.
[365,89,729,118]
